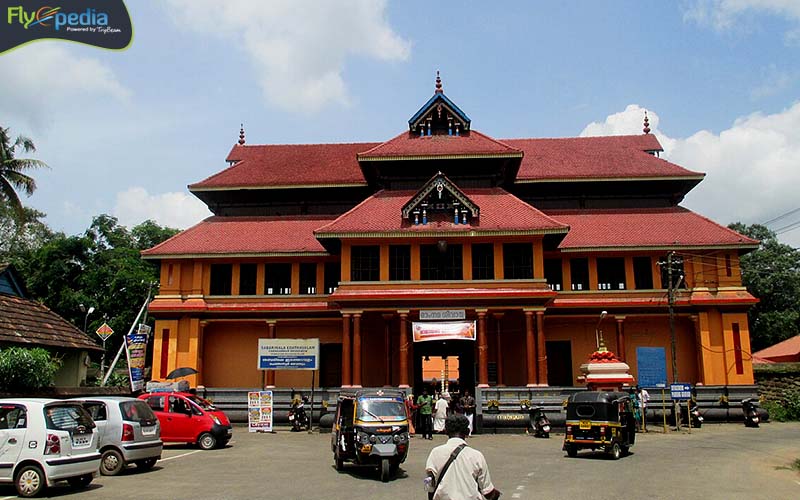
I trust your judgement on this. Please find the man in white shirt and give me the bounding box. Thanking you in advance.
[425,414,501,500]
[433,393,449,432]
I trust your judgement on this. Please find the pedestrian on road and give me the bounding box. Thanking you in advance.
[405,393,418,435]
[434,392,449,433]
[417,389,434,440]
[637,385,650,431]
[424,414,501,500]
[459,391,476,436]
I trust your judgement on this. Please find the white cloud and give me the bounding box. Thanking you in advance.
[684,0,800,42]
[113,187,211,230]
[581,102,800,247]
[0,44,130,127]
[164,0,410,113]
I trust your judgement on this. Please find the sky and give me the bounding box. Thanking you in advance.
[2,1,800,247]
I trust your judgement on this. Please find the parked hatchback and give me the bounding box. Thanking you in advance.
[138,392,232,450]
[0,398,101,498]
[69,397,163,476]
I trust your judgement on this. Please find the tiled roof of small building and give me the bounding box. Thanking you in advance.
[0,294,102,351]
[752,335,800,361]
[141,216,334,257]
[547,207,759,250]
[315,188,568,236]
[357,130,522,159]
[505,135,702,181]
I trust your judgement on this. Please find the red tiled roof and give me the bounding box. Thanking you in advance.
[315,188,568,236]
[190,142,378,190]
[752,335,800,362]
[547,207,759,250]
[358,130,522,159]
[0,294,102,351]
[505,135,702,181]
[141,216,334,257]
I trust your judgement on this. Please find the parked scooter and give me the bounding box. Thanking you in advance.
[689,401,703,428]
[289,393,310,432]
[522,401,551,438]
[741,398,760,428]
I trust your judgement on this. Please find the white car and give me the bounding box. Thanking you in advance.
[69,397,162,475]
[0,398,101,497]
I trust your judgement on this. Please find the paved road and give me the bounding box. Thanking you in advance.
[2,423,799,499]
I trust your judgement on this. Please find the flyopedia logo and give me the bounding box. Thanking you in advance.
[0,1,132,54]
[8,6,108,31]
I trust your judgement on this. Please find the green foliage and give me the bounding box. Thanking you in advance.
[0,125,48,218]
[728,223,800,351]
[95,370,131,388]
[0,204,54,262]
[0,347,62,392]
[762,391,800,422]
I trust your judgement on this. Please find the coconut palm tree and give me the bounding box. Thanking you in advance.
[0,126,48,220]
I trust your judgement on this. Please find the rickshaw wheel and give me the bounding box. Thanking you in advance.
[380,458,390,482]
[608,442,622,460]
[565,444,578,458]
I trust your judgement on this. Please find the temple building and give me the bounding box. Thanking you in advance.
[142,74,759,394]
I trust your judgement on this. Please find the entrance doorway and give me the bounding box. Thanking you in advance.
[546,340,573,386]
[413,340,475,397]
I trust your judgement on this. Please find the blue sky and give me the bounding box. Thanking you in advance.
[2,1,800,246]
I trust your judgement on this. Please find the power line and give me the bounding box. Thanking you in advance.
[762,206,800,226]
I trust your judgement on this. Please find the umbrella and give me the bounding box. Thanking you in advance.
[166,367,199,380]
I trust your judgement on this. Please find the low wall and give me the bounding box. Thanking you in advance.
[754,363,800,402]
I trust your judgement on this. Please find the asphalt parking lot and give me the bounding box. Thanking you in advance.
[2,422,799,499]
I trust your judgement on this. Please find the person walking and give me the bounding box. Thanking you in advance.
[459,391,476,436]
[405,393,417,436]
[433,392,449,433]
[424,414,501,500]
[637,385,650,432]
[417,389,434,440]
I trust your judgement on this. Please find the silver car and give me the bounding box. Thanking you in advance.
[70,397,162,476]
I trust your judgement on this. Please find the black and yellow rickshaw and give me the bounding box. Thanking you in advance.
[330,389,410,482]
[563,391,635,460]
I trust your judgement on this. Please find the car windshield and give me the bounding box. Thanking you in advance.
[45,404,95,432]
[186,395,216,411]
[120,400,157,423]
[356,398,406,422]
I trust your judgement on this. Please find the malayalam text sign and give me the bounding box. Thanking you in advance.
[258,338,319,370]
[412,321,476,342]
[636,347,667,387]
[419,309,466,321]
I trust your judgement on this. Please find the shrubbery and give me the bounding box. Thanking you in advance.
[762,392,800,422]
[0,346,62,392]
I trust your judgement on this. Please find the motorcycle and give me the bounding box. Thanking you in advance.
[742,398,760,428]
[689,401,703,428]
[289,395,310,432]
[521,402,551,438]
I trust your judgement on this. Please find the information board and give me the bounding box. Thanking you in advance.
[636,347,667,387]
[670,383,692,400]
[258,338,319,370]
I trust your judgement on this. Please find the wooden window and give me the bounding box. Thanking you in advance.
[209,264,232,295]
[471,244,494,280]
[544,258,563,291]
[570,258,589,291]
[389,245,411,281]
[351,246,380,281]
[420,243,463,280]
[324,262,340,294]
[633,257,654,289]
[732,323,744,375]
[503,243,533,279]
[239,263,257,295]
[299,263,317,295]
[159,329,170,379]
[597,257,626,290]
[264,263,292,295]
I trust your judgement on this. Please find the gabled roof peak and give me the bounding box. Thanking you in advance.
[409,73,470,135]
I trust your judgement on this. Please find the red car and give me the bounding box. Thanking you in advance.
[138,392,232,450]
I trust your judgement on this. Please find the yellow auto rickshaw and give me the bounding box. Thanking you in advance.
[563,391,636,460]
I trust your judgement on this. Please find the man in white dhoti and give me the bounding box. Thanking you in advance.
[433,393,449,433]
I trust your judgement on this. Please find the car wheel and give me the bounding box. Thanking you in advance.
[136,458,158,471]
[15,465,45,498]
[565,444,578,458]
[609,442,622,460]
[101,448,125,476]
[198,432,217,450]
[67,474,93,489]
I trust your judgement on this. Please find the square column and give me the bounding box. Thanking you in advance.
[536,310,547,386]
[341,313,352,387]
[614,316,626,362]
[398,310,410,388]
[476,309,489,388]
[265,320,276,388]
[525,310,536,386]
[352,313,362,388]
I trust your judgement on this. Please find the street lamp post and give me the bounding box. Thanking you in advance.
[595,310,608,350]
[79,303,97,370]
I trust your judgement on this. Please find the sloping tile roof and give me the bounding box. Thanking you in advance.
[141,216,335,257]
[547,207,759,250]
[752,335,800,362]
[505,135,702,181]
[190,142,378,190]
[315,188,568,236]
[358,130,522,159]
[0,294,102,351]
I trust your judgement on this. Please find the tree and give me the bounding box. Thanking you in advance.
[0,126,48,219]
[0,203,54,262]
[728,223,800,351]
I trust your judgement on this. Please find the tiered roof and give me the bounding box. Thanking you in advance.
[358,130,522,160]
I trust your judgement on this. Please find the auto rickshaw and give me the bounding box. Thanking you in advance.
[330,389,410,482]
[563,391,635,460]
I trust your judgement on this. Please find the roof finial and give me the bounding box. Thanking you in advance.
[643,111,651,135]
[238,123,245,145]
[435,70,443,94]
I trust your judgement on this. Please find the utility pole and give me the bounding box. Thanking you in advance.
[668,251,677,383]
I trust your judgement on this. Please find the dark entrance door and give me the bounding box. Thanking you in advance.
[413,339,475,396]
[546,340,573,386]
[320,343,342,388]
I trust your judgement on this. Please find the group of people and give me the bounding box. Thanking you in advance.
[406,388,476,440]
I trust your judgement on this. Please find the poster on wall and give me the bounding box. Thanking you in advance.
[258,338,319,370]
[248,391,273,432]
[412,321,476,342]
[636,347,667,387]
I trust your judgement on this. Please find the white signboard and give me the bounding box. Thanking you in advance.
[258,338,319,370]
[419,309,466,321]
